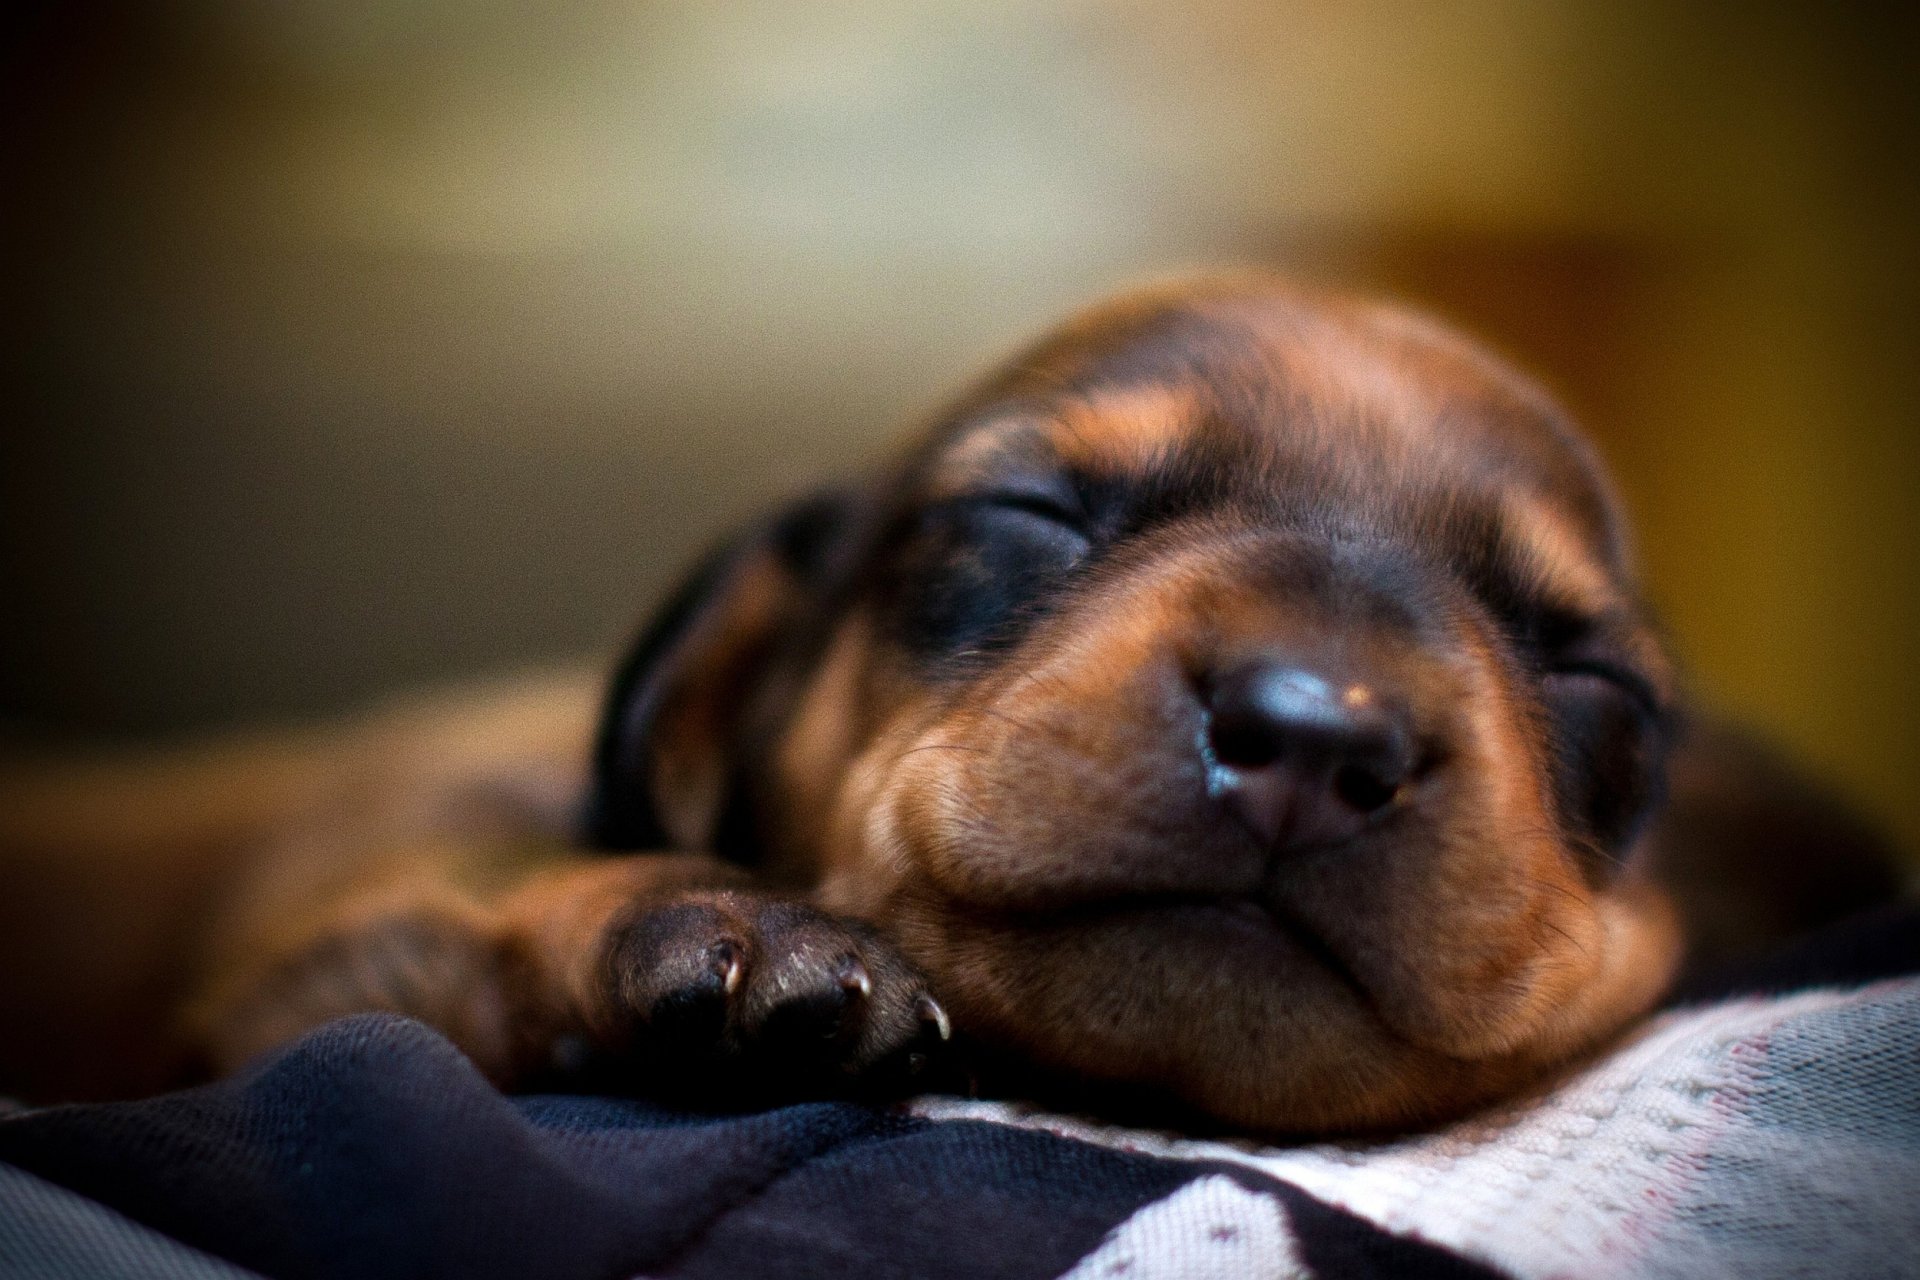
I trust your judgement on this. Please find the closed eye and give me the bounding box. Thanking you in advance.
[1543,659,1661,718]
[954,498,1093,562]
[882,488,1093,660]
[937,487,1089,531]
[1514,603,1662,717]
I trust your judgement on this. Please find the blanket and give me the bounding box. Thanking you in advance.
[3,905,1916,1280]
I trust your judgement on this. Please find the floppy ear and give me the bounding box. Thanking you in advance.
[587,489,865,853]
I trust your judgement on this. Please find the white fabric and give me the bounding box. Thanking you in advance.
[917,977,1920,1279]
[1057,1175,1308,1280]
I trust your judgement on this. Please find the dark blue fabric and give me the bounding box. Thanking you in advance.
[0,1015,1506,1279]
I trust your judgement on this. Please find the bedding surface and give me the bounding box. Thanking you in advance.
[2,905,1915,1280]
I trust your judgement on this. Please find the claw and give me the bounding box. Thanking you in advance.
[916,993,952,1042]
[708,941,744,995]
[834,955,874,999]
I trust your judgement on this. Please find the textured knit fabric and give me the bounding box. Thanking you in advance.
[2,905,1915,1280]
[919,977,1920,1278]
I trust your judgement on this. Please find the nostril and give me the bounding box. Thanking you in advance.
[1202,660,1416,849]
[1332,763,1399,814]
[1208,711,1288,770]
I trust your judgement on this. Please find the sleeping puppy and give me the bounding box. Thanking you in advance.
[0,274,1902,1131]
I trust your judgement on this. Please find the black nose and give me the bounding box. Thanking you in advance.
[1203,662,1415,850]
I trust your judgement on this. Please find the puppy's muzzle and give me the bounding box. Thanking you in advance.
[1202,660,1416,851]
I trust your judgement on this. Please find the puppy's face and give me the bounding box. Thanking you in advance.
[596,277,1684,1133]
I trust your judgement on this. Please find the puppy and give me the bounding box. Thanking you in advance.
[0,274,1902,1132]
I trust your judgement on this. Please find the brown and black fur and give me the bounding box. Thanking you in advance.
[0,274,1905,1132]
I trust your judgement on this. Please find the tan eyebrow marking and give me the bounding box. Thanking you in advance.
[1048,385,1198,473]
[921,417,1058,502]
[1503,493,1618,618]
[927,385,1200,502]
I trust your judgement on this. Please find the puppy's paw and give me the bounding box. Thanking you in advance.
[591,892,950,1100]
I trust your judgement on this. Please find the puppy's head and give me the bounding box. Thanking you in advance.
[594,275,1683,1132]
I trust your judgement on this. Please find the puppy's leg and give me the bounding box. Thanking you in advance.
[192,851,949,1098]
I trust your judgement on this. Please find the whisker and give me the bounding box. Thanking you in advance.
[976,706,1046,738]
[1526,875,1596,912]
[894,742,993,760]
[1534,914,1590,959]
[1507,824,1632,872]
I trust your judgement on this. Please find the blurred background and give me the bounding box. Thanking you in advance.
[4,1,1917,850]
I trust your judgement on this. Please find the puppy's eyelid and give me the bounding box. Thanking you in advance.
[1504,601,1661,709]
[1545,659,1662,717]
[939,485,1089,528]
